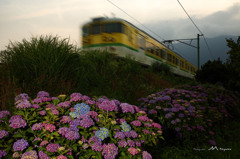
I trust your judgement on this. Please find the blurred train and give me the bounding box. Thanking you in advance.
[81,17,197,78]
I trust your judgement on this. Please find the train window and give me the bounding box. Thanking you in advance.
[172,56,175,64]
[82,26,88,37]
[176,58,180,66]
[92,24,101,34]
[167,53,172,62]
[160,49,167,59]
[156,47,160,56]
[103,23,124,33]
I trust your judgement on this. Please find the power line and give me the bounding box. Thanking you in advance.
[106,0,165,41]
[177,0,215,60]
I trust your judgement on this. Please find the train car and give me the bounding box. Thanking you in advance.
[82,17,197,78]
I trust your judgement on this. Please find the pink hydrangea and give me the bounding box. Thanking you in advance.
[138,116,149,122]
[128,147,139,156]
[42,123,56,132]
[57,155,67,159]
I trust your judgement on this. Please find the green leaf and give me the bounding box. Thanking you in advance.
[12,133,23,138]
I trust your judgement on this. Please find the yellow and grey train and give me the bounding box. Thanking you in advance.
[82,17,197,78]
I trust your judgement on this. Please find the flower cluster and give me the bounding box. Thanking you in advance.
[0,91,163,159]
[138,85,238,146]
[95,127,110,141]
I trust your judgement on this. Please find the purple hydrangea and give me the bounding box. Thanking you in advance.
[57,101,71,108]
[118,140,128,148]
[16,99,32,109]
[65,130,80,140]
[142,151,152,159]
[0,130,8,139]
[91,142,103,152]
[37,91,50,98]
[39,150,50,159]
[80,117,95,128]
[120,103,135,114]
[131,120,142,127]
[14,93,29,102]
[152,123,161,129]
[13,139,29,151]
[130,130,138,138]
[98,100,118,112]
[0,110,10,118]
[21,150,38,159]
[60,116,72,123]
[138,116,149,122]
[127,140,135,147]
[0,150,7,158]
[58,127,71,136]
[32,123,42,131]
[114,132,125,140]
[102,143,118,159]
[39,110,46,116]
[70,93,82,102]
[46,143,60,153]
[148,109,157,114]
[9,117,27,129]
[69,119,81,131]
[42,123,56,132]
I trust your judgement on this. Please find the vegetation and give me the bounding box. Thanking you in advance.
[0,35,240,158]
[196,36,240,91]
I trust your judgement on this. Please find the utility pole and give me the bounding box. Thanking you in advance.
[163,34,203,69]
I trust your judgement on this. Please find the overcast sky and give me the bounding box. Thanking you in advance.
[0,0,240,51]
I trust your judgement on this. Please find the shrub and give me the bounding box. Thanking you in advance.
[138,85,238,146]
[0,91,163,159]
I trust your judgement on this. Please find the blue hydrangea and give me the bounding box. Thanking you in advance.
[120,122,131,132]
[69,103,91,118]
[95,128,109,141]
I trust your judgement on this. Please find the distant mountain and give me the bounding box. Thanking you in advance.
[172,35,238,67]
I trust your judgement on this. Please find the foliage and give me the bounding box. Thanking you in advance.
[138,85,239,147]
[0,91,163,158]
[195,58,229,85]
[150,62,172,76]
[226,36,240,91]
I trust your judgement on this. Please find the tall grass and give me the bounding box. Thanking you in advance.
[0,35,192,111]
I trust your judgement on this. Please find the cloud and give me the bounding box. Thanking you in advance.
[143,3,240,40]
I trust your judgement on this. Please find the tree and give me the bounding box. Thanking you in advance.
[195,58,229,85]
[226,36,240,91]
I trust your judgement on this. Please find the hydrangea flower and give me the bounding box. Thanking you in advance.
[13,139,29,151]
[57,101,71,108]
[57,155,68,159]
[70,93,82,102]
[152,123,161,129]
[131,120,142,127]
[42,123,56,132]
[21,150,38,159]
[60,116,72,123]
[91,142,103,152]
[0,130,8,139]
[120,122,131,132]
[65,130,80,140]
[32,123,42,131]
[114,132,125,140]
[69,103,91,118]
[142,151,152,159]
[128,147,138,156]
[95,128,109,141]
[98,100,118,112]
[46,143,60,153]
[9,115,27,129]
[120,103,135,113]
[118,140,128,148]
[0,150,7,158]
[80,117,95,128]
[39,150,50,159]
[102,143,118,159]
[138,116,149,122]
[16,99,32,109]
[0,110,10,118]
[14,93,29,102]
